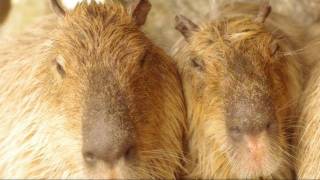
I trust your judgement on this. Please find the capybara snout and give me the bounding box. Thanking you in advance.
[81,74,136,165]
[82,100,136,166]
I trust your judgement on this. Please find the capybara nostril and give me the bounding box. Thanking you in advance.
[244,135,262,154]
[83,152,97,165]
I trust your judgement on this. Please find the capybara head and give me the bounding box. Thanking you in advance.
[46,0,185,178]
[174,3,301,179]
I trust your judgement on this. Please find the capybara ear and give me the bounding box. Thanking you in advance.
[254,2,272,23]
[129,0,151,27]
[175,15,199,41]
[50,0,66,17]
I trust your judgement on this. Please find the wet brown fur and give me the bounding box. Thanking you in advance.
[173,2,304,179]
[0,1,186,179]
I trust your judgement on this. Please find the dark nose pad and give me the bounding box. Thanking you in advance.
[82,121,136,165]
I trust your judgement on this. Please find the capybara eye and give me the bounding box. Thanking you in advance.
[140,52,148,67]
[56,62,65,76]
[55,56,65,77]
[191,58,204,71]
[266,122,271,129]
[266,121,276,131]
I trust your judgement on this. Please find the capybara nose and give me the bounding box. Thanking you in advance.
[83,138,135,165]
[82,117,135,165]
[82,132,135,165]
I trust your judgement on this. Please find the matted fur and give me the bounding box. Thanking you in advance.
[0,1,186,179]
[173,2,305,179]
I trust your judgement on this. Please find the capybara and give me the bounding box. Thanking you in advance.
[0,0,186,178]
[296,22,320,179]
[173,2,305,179]
[296,55,320,179]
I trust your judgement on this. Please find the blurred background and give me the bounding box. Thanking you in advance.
[0,0,320,51]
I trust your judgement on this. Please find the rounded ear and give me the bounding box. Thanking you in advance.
[129,0,151,27]
[50,0,66,17]
[254,2,272,23]
[175,15,199,41]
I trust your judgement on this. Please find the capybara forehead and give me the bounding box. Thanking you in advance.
[189,17,275,61]
[67,1,131,26]
[53,2,150,75]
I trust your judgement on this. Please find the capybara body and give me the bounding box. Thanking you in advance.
[173,2,304,179]
[296,23,320,179]
[296,58,320,179]
[0,1,186,179]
